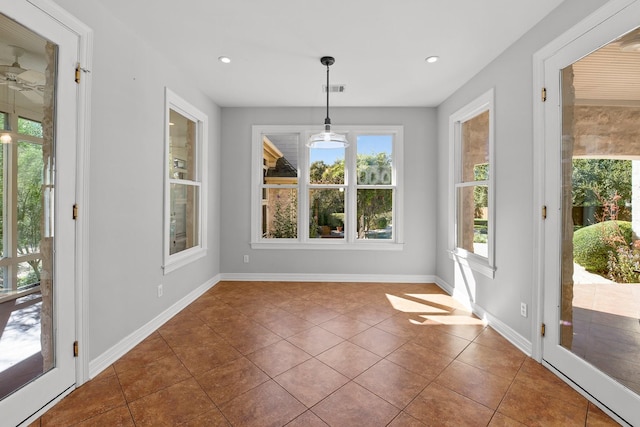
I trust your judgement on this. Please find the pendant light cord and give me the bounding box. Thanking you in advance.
[325,62,331,127]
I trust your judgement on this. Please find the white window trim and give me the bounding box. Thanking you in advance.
[163,88,208,274]
[251,125,404,250]
[449,88,496,278]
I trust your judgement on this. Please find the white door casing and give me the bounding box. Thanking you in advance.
[0,0,91,425]
[534,1,640,425]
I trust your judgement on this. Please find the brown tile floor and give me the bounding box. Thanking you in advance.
[31,281,619,426]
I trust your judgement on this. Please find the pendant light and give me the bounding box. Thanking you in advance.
[306,56,348,148]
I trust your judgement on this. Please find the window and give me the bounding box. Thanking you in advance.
[163,89,207,273]
[252,125,403,249]
[450,89,495,277]
[0,112,46,294]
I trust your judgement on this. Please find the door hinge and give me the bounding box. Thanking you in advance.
[541,87,547,102]
[75,64,91,84]
[73,341,79,357]
[73,204,79,220]
[542,205,547,220]
[541,323,546,337]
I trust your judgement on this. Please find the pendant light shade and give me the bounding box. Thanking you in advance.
[307,56,348,149]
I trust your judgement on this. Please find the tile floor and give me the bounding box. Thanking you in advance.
[30,281,619,426]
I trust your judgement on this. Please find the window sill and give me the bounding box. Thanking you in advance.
[251,241,404,251]
[449,249,496,279]
[163,247,207,274]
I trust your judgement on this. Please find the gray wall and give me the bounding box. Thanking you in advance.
[435,0,608,340]
[54,0,222,360]
[220,107,436,277]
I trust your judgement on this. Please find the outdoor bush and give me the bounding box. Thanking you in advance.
[573,220,632,273]
[607,246,640,283]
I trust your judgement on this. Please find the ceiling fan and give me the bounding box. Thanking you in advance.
[0,46,46,104]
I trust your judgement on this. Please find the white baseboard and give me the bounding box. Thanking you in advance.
[220,273,437,283]
[433,276,532,356]
[88,274,221,379]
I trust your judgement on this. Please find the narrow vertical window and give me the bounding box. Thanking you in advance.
[261,134,299,239]
[356,135,394,240]
[164,89,208,273]
[451,89,495,277]
[309,145,345,239]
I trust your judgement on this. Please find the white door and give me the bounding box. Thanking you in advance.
[542,1,640,425]
[0,1,80,425]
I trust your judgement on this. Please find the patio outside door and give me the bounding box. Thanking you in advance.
[542,2,640,425]
[0,1,80,425]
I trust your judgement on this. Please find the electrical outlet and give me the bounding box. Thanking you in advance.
[243,255,249,263]
[158,284,163,297]
[520,302,527,318]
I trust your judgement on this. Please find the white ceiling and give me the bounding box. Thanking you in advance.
[95,0,566,107]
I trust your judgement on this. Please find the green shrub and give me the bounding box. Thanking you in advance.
[573,220,633,273]
[607,246,640,283]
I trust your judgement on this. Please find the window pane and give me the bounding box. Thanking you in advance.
[309,188,345,238]
[169,183,199,254]
[18,259,41,289]
[169,110,196,180]
[357,135,392,185]
[17,141,43,255]
[461,110,490,182]
[357,189,393,239]
[310,147,344,184]
[456,185,489,257]
[263,134,298,185]
[0,111,7,130]
[18,117,43,138]
[263,188,297,238]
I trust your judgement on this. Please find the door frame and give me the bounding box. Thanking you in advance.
[28,0,93,389]
[1,0,92,424]
[533,0,640,424]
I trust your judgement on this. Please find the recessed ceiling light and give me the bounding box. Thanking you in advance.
[425,56,439,63]
[218,56,231,64]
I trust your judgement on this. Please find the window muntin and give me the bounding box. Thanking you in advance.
[164,89,207,273]
[450,89,495,277]
[252,126,403,249]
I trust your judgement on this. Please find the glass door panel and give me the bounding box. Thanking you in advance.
[543,20,640,425]
[560,27,640,397]
[0,2,79,424]
[0,12,56,401]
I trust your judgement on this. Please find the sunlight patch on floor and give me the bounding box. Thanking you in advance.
[385,294,450,314]
[415,314,485,326]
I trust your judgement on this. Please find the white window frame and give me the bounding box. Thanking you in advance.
[449,89,496,278]
[163,88,208,273]
[251,125,404,250]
